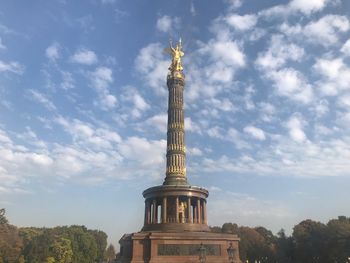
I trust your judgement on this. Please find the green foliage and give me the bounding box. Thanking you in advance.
[105,244,116,262]
[293,219,329,263]
[0,209,8,225]
[51,237,73,263]
[65,225,98,263]
[222,222,238,234]
[18,225,105,263]
[211,216,350,263]
[88,230,107,262]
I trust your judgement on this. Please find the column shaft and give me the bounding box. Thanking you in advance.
[194,205,197,223]
[203,200,207,224]
[187,197,192,223]
[152,199,157,224]
[162,197,167,223]
[197,198,201,224]
[175,197,179,223]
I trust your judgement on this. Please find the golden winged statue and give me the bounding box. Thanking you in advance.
[164,38,184,72]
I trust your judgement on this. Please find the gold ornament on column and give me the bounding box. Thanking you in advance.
[164,38,185,73]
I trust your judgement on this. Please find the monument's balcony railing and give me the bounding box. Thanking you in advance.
[148,217,204,224]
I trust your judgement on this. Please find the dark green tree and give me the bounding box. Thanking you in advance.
[275,229,294,263]
[222,223,239,234]
[65,226,98,263]
[293,219,328,263]
[88,230,107,263]
[0,209,8,225]
[325,216,350,262]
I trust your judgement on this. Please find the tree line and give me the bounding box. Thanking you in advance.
[211,216,350,263]
[0,209,116,263]
[2,208,350,263]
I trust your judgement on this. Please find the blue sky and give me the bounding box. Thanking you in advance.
[1,0,350,246]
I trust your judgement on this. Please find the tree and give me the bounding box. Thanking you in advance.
[239,226,272,263]
[88,230,107,263]
[325,216,350,262]
[293,219,328,263]
[105,244,116,262]
[0,223,23,263]
[275,229,294,263]
[222,223,238,234]
[209,226,221,233]
[65,226,98,263]
[51,237,73,263]
[22,229,54,262]
[0,209,8,225]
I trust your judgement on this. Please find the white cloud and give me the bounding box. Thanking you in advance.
[89,67,117,110]
[121,87,150,118]
[259,102,276,122]
[280,15,349,46]
[144,113,167,133]
[135,43,168,95]
[313,57,350,95]
[118,136,166,167]
[0,60,24,74]
[225,0,242,9]
[225,14,257,31]
[46,42,60,61]
[0,117,161,185]
[187,147,203,156]
[286,115,307,143]
[71,48,98,65]
[200,40,245,68]
[60,71,75,90]
[267,68,314,104]
[341,39,350,56]
[255,35,304,70]
[205,98,236,112]
[198,39,245,84]
[289,0,331,15]
[206,126,250,149]
[156,15,180,33]
[190,2,196,16]
[338,94,350,109]
[28,90,56,111]
[185,117,201,134]
[244,125,266,140]
[56,116,121,149]
[260,0,332,17]
[0,37,6,50]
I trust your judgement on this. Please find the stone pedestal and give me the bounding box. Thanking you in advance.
[118,231,240,263]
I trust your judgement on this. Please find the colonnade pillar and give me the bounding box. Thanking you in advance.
[162,197,167,223]
[144,200,151,225]
[203,200,207,224]
[187,197,192,223]
[145,196,207,225]
[197,198,201,224]
[152,199,157,224]
[175,197,179,223]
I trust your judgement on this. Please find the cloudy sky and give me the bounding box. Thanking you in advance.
[1,0,350,246]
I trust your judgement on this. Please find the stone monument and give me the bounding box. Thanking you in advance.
[118,40,240,263]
